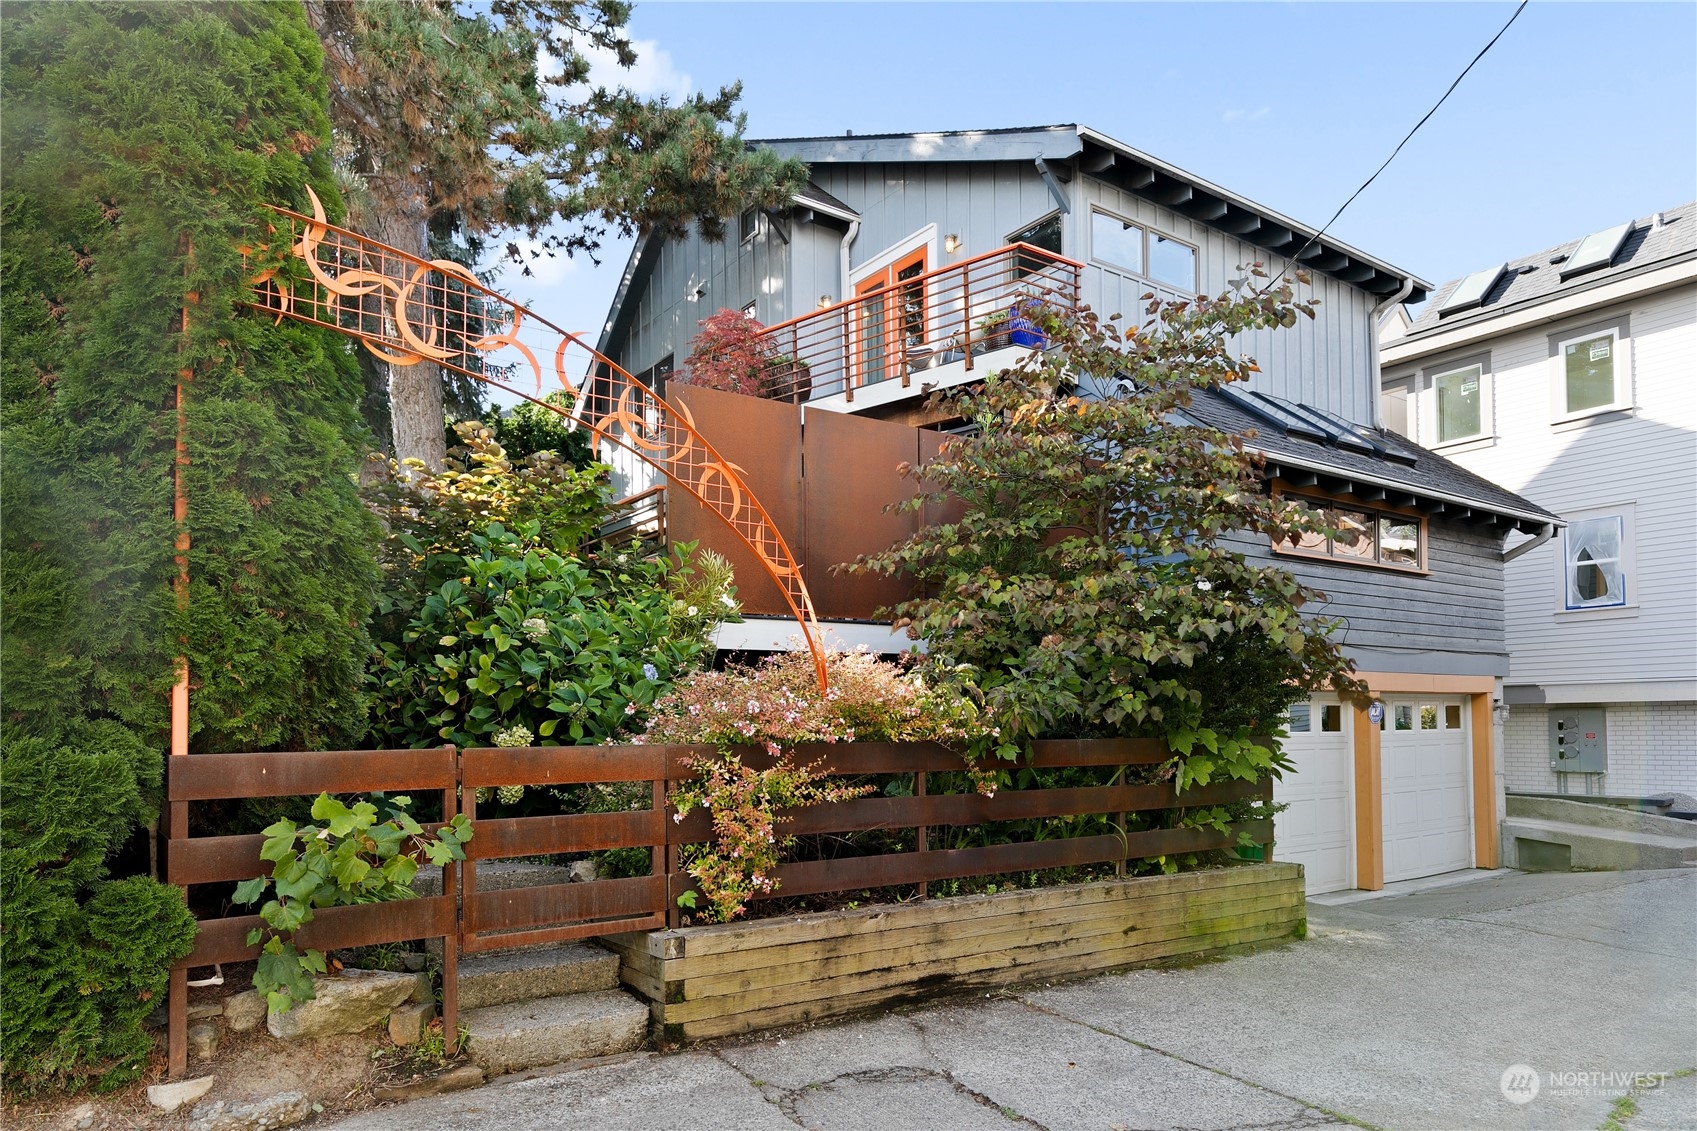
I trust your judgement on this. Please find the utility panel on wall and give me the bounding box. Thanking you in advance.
[1549,708,1608,773]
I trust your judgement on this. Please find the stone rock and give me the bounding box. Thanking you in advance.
[145,1005,168,1029]
[188,1022,221,1061]
[267,969,420,1041]
[224,990,267,1033]
[370,1064,484,1104]
[408,970,433,1005]
[188,1001,224,1021]
[147,1075,216,1114]
[388,1001,436,1046]
[567,859,599,883]
[400,952,427,972]
[62,1103,94,1130]
[188,1092,314,1131]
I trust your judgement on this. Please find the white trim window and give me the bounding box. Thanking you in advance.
[1556,325,1630,418]
[1562,512,1631,610]
[1428,361,1490,445]
[1089,208,1198,293]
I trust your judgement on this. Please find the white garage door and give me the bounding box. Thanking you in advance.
[1380,697,1473,883]
[1273,698,1354,895]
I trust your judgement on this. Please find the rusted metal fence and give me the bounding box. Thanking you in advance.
[166,738,1269,1076]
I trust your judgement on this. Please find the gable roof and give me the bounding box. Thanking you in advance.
[751,124,1432,303]
[1402,203,1696,340]
[1181,385,1560,533]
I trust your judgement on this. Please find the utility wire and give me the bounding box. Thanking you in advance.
[1266,0,1530,292]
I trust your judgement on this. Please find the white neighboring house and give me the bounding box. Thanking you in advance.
[1380,204,1697,801]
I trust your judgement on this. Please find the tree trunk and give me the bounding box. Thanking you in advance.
[369,192,447,471]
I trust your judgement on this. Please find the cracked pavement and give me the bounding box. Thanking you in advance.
[327,868,1695,1131]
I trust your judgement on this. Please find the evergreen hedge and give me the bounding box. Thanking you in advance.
[1,2,379,1091]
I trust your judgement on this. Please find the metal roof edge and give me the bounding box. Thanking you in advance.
[1252,447,1562,527]
[1075,125,1433,294]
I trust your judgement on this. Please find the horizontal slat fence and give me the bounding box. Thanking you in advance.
[164,747,460,1080]
[165,737,1274,1077]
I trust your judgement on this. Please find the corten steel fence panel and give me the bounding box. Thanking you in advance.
[663,739,1273,908]
[457,745,698,953]
[664,385,805,618]
[164,747,460,1079]
[802,409,926,620]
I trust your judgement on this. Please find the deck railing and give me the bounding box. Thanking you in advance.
[749,243,1084,404]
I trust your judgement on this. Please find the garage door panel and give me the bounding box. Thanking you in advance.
[1381,696,1473,883]
[1273,699,1353,895]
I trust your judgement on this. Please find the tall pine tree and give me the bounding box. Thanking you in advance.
[305,0,808,467]
[1,1,378,1090]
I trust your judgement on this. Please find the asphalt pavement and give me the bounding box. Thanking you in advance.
[327,867,1696,1131]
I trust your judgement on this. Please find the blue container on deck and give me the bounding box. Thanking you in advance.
[1007,303,1046,348]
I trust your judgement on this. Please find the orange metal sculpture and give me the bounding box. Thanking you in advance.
[246,188,828,691]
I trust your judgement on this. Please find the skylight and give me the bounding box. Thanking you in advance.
[1559,222,1634,280]
[1437,265,1504,315]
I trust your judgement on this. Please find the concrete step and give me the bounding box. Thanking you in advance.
[463,990,649,1076]
[1503,816,1697,871]
[457,943,621,1011]
[1506,795,1697,840]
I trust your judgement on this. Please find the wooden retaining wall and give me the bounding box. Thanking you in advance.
[604,861,1305,1042]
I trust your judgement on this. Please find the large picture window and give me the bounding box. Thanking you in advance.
[1563,514,1629,610]
[1273,493,1426,572]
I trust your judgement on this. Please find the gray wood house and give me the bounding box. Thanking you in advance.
[589,124,1559,895]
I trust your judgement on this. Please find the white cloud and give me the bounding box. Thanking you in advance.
[542,36,693,103]
[1222,106,1273,124]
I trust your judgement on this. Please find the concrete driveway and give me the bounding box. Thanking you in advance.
[328,868,1695,1131]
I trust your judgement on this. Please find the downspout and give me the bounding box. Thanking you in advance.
[1502,523,1554,564]
[839,218,860,302]
[1369,275,1417,429]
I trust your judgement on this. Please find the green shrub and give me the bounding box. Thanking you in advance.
[371,525,720,748]
[0,729,196,1094]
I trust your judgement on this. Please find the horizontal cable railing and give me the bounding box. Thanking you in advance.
[738,244,1083,404]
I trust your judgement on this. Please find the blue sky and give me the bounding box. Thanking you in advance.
[494,1,1696,372]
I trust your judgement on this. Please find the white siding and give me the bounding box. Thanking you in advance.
[1384,282,1697,692]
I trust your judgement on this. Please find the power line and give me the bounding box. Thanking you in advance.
[1268,0,1530,291]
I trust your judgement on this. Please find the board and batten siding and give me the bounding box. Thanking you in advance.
[1382,282,1697,691]
[607,216,795,379]
[1076,177,1379,424]
[1227,521,1509,676]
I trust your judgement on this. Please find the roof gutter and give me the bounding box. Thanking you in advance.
[1258,447,1563,529]
[840,218,860,308]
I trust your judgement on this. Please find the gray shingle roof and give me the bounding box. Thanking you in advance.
[1404,203,1696,339]
[1181,386,1561,532]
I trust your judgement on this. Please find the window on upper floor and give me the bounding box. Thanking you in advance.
[1149,232,1198,292]
[1008,212,1063,256]
[1550,316,1632,422]
[1562,510,1633,611]
[1091,210,1143,275]
[1272,491,1426,573]
[1090,208,1197,293]
[1559,327,1624,415]
[739,208,759,244]
[1424,356,1492,445]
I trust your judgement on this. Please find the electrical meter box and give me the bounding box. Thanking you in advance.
[1549,708,1608,773]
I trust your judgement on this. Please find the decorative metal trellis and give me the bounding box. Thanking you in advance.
[243,188,827,690]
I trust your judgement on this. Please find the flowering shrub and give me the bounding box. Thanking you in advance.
[643,650,996,921]
[670,750,868,922]
[370,526,724,749]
